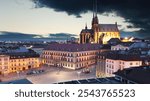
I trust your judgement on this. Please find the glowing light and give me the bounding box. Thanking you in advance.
[124,37,128,40]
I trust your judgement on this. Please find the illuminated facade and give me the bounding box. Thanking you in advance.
[80,11,120,44]
[0,55,10,75]
[41,44,102,70]
[0,53,40,75]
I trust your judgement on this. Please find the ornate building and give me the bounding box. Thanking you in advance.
[41,43,101,70]
[80,11,120,44]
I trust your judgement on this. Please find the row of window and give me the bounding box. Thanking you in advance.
[0,58,9,61]
[106,69,114,75]
[0,62,8,65]
[43,56,96,62]
[106,60,140,66]
[112,48,129,50]
[43,51,97,57]
[0,66,8,69]
[106,65,114,69]
[11,62,37,66]
[10,58,38,62]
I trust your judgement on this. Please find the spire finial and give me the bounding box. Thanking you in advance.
[93,0,95,18]
[95,0,97,17]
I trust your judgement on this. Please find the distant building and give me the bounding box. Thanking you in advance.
[132,38,143,42]
[114,66,150,84]
[41,43,108,70]
[107,38,121,45]
[121,37,134,42]
[80,4,120,44]
[129,42,148,49]
[111,42,134,51]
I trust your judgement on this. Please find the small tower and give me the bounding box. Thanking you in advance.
[92,0,99,30]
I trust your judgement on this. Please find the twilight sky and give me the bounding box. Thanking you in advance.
[0,0,150,38]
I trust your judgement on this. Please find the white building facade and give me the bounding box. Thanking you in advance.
[105,59,142,76]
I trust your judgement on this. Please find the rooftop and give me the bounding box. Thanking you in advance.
[112,42,134,47]
[80,29,94,34]
[0,52,39,59]
[114,66,150,84]
[44,43,103,52]
[0,79,32,84]
[99,24,119,32]
[106,51,141,61]
[56,77,122,84]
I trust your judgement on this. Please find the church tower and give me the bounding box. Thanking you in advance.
[92,0,100,43]
[79,0,120,44]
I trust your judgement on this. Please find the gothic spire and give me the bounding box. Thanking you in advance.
[95,0,97,17]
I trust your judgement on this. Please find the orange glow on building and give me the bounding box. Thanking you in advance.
[0,54,40,75]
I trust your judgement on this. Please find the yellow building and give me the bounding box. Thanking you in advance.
[0,53,40,75]
[80,11,120,44]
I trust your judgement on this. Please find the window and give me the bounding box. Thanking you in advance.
[112,65,114,69]
[130,63,133,65]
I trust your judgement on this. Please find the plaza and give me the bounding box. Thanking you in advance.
[0,65,96,84]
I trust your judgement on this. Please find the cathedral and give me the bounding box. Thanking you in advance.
[80,9,120,44]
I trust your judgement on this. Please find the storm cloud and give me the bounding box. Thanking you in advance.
[31,0,150,38]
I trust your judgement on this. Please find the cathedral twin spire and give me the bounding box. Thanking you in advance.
[92,0,99,27]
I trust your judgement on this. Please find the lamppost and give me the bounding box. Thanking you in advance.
[16,70,20,79]
[55,59,60,75]
[77,71,81,79]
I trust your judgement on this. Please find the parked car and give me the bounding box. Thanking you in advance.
[82,68,91,74]
[26,71,34,75]
[26,70,45,75]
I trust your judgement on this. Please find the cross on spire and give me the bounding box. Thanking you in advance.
[93,0,98,18]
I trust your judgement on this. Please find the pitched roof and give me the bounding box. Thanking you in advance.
[0,52,39,59]
[114,66,150,84]
[44,43,102,52]
[106,51,141,61]
[99,24,119,32]
[80,29,94,34]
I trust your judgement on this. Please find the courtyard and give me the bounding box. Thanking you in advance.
[0,65,96,84]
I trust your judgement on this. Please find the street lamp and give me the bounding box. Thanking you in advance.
[77,71,81,79]
[16,71,20,79]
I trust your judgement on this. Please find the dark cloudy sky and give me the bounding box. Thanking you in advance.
[0,0,150,38]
